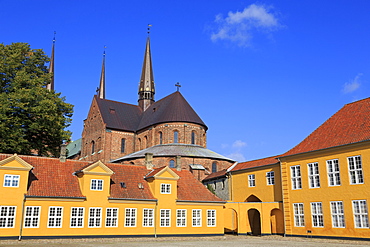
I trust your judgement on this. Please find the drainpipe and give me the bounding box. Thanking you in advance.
[18,194,26,241]
[154,200,158,238]
[277,158,286,237]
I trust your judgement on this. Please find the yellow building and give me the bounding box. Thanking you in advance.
[0,154,224,239]
[278,98,370,240]
[224,156,284,236]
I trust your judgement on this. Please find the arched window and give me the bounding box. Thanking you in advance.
[212,162,217,173]
[169,160,175,168]
[191,131,196,145]
[138,138,141,149]
[174,131,179,143]
[144,136,148,148]
[91,141,95,154]
[121,138,125,153]
[159,132,163,145]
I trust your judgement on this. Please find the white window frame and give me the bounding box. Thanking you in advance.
[47,206,63,228]
[293,203,305,227]
[330,201,345,228]
[266,171,275,185]
[352,200,369,228]
[160,183,171,194]
[0,206,16,228]
[143,208,154,227]
[291,165,302,190]
[24,206,41,228]
[327,159,341,186]
[176,209,187,227]
[192,209,202,227]
[348,156,364,184]
[90,179,103,191]
[105,208,118,227]
[248,174,255,187]
[70,207,84,228]
[88,207,102,228]
[3,174,20,187]
[125,208,137,227]
[311,202,324,227]
[207,209,216,227]
[160,209,171,227]
[308,162,320,188]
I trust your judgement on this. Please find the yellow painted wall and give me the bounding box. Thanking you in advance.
[280,142,370,239]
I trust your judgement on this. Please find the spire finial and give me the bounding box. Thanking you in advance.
[98,46,106,99]
[53,31,56,43]
[175,82,181,92]
[147,24,152,35]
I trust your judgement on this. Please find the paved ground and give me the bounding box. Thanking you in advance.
[1,235,370,247]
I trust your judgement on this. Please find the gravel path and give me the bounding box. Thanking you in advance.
[1,235,370,247]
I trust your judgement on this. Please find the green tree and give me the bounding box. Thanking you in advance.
[0,43,73,156]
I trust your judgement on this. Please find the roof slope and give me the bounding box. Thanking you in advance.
[111,143,235,162]
[230,156,279,172]
[137,91,207,131]
[202,169,227,182]
[283,98,370,157]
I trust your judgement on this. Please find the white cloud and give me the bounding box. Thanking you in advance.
[222,140,247,161]
[232,140,247,148]
[211,4,281,47]
[342,73,362,94]
[227,152,246,162]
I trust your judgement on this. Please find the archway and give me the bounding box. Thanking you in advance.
[248,209,261,236]
[270,208,284,235]
[224,208,238,234]
[246,194,262,202]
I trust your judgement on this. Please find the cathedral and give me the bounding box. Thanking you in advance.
[68,35,235,180]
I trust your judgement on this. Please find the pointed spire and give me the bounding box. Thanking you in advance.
[138,25,155,111]
[97,47,106,99]
[46,32,56,91]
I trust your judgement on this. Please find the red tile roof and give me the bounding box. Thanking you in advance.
[202,169,227,182]
[230,156,279,172]
[283,98,370,157]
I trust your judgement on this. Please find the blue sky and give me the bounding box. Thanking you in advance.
[2,0,370,161]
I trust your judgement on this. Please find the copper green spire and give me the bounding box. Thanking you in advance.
[46,32,55,91]
[138,26,155,111]
[97,47,106,99]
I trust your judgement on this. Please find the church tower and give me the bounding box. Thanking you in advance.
[138,36,155,111]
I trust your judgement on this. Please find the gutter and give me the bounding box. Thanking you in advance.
[176,200,225,204]
[18,194,26,241]
[108,197,157,202]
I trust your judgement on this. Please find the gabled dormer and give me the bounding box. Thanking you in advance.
[75,160,114,201]
[0,154,33,202]
[145,166,179,202]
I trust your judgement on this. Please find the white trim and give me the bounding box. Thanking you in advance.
[70,207,84,228]
[105,208,118,227]
[0,206,16,228]
[47,206,63,228]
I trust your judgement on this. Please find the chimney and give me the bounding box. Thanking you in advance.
[60,143,67,162]
[176,155,182,171]
[145,153,153,170]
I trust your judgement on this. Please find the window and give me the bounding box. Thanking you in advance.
[212,162,217,173]
[143,208,154,227]
[352,200,369,228]
[106,208,118,227]
[207,210,216,227]
[24,206,40,228]
[331,201,345,228]
[191,131,195,145]
[169,160,175,168]
[160,209,171,227]
[0,206,16,228]
[192,209,202,227]
[121,138,126,153]
[248,174,255,187]
[91,140,95,154]
[3,174,20,187]
[308,162,320,188]
[293,203,305,227]
[160,183,171,194]
[159,132,163,145]
[125,208,136,227]
[348,156,364,184]
[70,207,84,228]
[266,171,275,185]
[48,207,63,228]
[174,131,179,143]
[88,207,102,228]
[177,209,187,227]
[90,179,103,191]
[311,202,324,227]
[291,165,302,189]
[327,159,341,186]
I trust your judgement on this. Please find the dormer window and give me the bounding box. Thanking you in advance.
[3,174,20,187]
[91,179,103,191]
[160,183,171,194]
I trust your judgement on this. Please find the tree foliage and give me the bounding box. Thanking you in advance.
[0,43,73,156]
